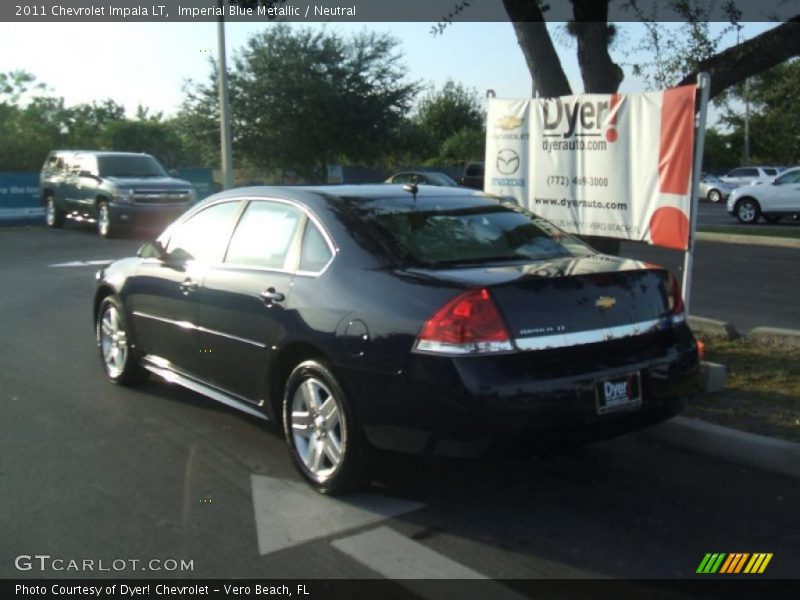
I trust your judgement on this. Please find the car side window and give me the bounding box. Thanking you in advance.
[764,168,777,176]
[298,221,333,273]
[777,171,800,185]
[225,201,303,269]
[165,201,241,263]
[77,155,97,176]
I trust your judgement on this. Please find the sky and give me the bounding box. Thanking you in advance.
[0,20,777,121]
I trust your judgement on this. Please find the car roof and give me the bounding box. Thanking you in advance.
[50,150,152,158]
[205,184,501,211]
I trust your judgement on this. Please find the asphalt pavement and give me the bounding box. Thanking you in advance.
[0,225,798,583]
[619,236,799,333]
[695,200,800,230]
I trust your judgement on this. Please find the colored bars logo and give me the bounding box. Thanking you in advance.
[696,553,773,574]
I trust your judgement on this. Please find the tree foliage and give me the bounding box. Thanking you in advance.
[179,25,419,182]
[411,80,485,164]
[0,71,200,171]
[721,59,800,165]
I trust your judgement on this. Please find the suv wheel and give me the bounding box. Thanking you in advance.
[707,189,722,203]
[283,360,372,494]
[45,196,64,228]
[735,198,760,224]
[97,200,114,238]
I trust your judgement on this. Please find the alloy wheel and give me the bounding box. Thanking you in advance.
[99,304,128,378]
[737,200,757,224]
[98,203,110,237]
[290,377,346,482]
[46,198,55,226]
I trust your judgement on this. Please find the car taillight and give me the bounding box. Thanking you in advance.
[414,288,515,355]
[667,273,686,323]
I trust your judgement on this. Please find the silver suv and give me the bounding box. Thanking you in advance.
[40,151,196,238]
[719,166,784,188]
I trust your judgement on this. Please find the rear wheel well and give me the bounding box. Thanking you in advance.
[268,342,328,426]
[42,189,53,205]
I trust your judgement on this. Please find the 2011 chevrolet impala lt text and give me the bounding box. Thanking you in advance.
[93,185,699,494]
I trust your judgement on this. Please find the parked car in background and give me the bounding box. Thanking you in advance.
[698,174,735,203]
[719,166,783,187]
[41,150,196,238]
[384,171,459,187]
[727,166,800,224]
[94,184,698,494]
[459,161,485,190]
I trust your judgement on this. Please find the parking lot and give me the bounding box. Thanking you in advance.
[0,225,798,583]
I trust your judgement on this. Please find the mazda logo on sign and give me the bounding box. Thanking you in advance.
[496,149,520,175]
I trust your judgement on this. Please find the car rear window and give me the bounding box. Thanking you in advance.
[359,203,591,267]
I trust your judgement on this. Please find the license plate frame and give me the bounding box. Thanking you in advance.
[595,371,642,415]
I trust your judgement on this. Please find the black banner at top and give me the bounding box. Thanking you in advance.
[1,0,798,23]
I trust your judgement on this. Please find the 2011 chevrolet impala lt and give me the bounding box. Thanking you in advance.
[93,185,699,493]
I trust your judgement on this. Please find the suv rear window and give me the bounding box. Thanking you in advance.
[360,203,590,267]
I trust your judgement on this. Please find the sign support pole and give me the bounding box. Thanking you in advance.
[682,72,711,315]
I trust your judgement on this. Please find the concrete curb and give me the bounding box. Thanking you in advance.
[688,316,739,340]
[696,230,800,249]
[643,416,800,480]
[747,327,800,349]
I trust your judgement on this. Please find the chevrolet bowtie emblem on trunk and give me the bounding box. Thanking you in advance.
[595,296,617,309]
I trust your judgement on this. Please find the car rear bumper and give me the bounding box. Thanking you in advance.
[346,326,699,457]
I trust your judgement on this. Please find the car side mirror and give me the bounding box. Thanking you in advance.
[137,240,166,260]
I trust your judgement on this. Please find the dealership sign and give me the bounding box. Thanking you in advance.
[485,85,697,250]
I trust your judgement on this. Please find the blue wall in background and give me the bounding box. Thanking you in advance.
[0,172,40,208]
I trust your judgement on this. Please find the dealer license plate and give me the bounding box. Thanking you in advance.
[596,372,642,415]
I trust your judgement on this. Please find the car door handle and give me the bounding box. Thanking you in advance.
[260,288,285,304]
[179,278,199,294]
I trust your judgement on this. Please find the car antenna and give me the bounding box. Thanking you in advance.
[402,182,418,202]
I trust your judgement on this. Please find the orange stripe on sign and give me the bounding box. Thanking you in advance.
[734,553,750,573]
[658,85,696,195]
[719,554,736,574]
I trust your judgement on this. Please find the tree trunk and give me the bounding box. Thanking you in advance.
[571,0,624,94]
[678,17,800,104]
[501,0,572,98]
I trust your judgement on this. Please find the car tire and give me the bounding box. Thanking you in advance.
[282,359,372,495]
[735,198,760,224]
[763,215,782,224]
[96,296,146,385]
[97,200,115,238]
[45,195,64,228]
[707,189,722,203]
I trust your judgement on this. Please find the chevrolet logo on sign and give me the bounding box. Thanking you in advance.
[595,296,617,309]
[495,115,524,130]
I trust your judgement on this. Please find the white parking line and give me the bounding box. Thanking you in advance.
[250,475,424,555]
[331,526,529,599]
[49,259,113,268]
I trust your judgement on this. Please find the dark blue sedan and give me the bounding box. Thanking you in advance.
[94,185,699,494]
